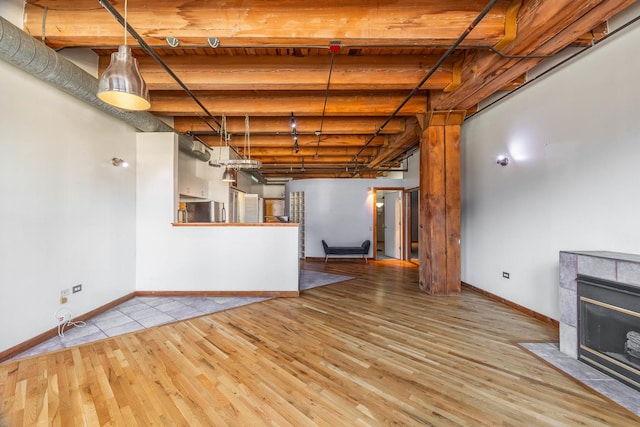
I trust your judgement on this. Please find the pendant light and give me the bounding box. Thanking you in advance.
[209,114,261,170]
[222,167,236,183]
[97,0,150,110]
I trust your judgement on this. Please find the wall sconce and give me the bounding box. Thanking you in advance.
[112,157,129,167]
[496,155,509,166]
[367,187,372,194]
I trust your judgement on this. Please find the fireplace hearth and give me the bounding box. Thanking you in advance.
[578,275,640,392]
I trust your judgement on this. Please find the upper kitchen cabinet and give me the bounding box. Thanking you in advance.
[179,175,209,199]
[178,151,209,199]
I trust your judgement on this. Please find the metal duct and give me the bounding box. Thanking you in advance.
[0,16,210,162]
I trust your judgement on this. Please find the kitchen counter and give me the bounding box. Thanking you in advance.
[137,222,300,295]
[172,222,298,227]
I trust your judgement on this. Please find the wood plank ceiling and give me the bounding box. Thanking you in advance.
[23,0,634,180]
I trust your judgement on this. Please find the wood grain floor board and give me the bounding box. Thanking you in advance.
[1,260,639,426]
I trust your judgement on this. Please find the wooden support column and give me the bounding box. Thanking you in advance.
[419,111,464,295]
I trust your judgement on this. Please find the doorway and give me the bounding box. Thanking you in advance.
[264,198,285,222]
[374,189,404,260]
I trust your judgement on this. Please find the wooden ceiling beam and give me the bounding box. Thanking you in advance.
[434,0,635,111]
[25,0,511,49]
[498,0,606,56]
[260,171,378,179]
[238,147,378,157]
[174,116,405,135]
[260,163,362,170]
[368,117,422,168]
[251,155,369,164]
[119,55,455,91]
[198,134,387,148]
[150,91,428,116]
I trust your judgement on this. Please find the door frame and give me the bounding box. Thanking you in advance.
[404,187,419,264]
[372,187,405,260]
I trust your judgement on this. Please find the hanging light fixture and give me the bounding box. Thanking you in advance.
[97,0,150,111]
[209,114,262,170]
[291,112,299,153]
[222,167,236,183]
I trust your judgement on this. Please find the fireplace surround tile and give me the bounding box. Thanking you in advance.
[617,261,640,286]
[577,256,616,280]
[560,322,577,358]
[522,342,640,416]
[581,379,640,415]
[559,287,577,327]
[559,252,577,290]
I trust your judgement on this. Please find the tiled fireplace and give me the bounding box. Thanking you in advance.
[559,251,640,391]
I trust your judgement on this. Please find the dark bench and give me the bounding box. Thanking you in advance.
[322,240,371,263]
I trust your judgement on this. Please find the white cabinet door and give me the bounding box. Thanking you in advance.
[244,194,260,223]
[179,176,208,198]
[384,191,402,259]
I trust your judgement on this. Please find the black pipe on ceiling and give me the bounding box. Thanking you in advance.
[347,0,501,176]
[314,49,337,158]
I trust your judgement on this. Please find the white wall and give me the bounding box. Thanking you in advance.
[0,0,25,26]
[136,134,299,292]
[460,17,640,320]
[0,58,137,352]
[58,48,99,77]
[287,178,403,258]
[263,185,285,199]
[235,170,254,193]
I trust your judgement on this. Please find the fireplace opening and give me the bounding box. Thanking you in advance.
[578,275,640,392]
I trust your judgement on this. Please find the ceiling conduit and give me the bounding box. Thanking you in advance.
[0,15,210,162]
[348,0,500,175]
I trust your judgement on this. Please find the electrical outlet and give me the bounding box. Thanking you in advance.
[72,284,82,293]
[502,272,510,279]
[60,289,70,298]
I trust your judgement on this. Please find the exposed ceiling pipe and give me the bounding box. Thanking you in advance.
[0,15,210,162]
[347,0,500,175]
[314,47,337,158]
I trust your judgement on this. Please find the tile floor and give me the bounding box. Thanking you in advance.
[9,295,269,361]
[6,269,354,362]
[521,342,640,416]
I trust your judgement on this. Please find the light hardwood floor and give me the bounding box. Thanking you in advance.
[1,260,638,426]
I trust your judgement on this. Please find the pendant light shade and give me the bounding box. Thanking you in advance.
[222,167,236,183]
[97,45,150,111]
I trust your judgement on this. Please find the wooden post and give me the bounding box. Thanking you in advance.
[419,112,463,295]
